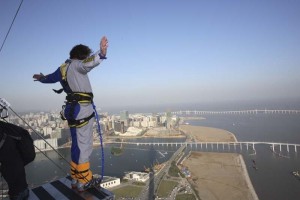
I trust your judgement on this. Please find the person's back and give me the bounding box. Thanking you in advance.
[66,59,93,93]
[33,36,108,192]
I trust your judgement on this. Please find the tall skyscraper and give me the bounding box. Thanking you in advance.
[120,110,129,126]
[120,110,129,121]
[166,111,172,129]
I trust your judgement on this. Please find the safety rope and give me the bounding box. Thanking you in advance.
[0,0,24,55]
[93,103,105,182]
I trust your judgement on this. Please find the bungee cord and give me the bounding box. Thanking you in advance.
[93,103,105,182]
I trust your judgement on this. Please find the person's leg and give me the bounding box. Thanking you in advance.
[69,119,94,189]
[76,119,94,184]
[70,160,78,189]
[70,126,80,188]
[65,103,81,187]
[66,103,96,191]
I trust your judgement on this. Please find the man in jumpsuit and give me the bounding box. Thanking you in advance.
[33,36,108,192]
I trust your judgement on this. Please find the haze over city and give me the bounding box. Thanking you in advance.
[1,0,300,112]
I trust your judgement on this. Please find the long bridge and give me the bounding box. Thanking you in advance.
[104,141,300,153]
[169,109,300,115]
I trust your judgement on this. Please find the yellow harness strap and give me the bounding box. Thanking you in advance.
[60,62,68,81]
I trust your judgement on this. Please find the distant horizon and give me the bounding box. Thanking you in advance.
[9,97,300,115]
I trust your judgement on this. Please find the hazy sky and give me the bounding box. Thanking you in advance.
[1,0,299,112]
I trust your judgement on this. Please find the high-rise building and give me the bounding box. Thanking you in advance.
[166,111,172,129]
[120,110,129,126]
[113,120,125,133]
[120,110,129,121]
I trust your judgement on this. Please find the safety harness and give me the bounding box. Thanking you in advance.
[65,93,95,128]
[56,60,95,128]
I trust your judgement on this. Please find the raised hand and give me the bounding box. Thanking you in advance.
[100,36,108,57]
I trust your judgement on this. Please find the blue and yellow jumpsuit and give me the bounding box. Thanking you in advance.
[38,50,105,184]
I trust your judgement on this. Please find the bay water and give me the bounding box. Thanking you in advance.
[25,113,300,200]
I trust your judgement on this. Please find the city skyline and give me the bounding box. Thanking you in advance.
[1,0,300,112]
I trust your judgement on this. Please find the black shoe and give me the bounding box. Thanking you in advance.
[9,188,29,200]
[77,177,102,192]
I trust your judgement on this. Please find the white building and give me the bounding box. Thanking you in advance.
[123,171,149,182]
[43,127,52,136]
[120,127,142,136]
[148,120,156,127]
[34,140,45,151]
[34,138,58,151]
[141,120,148,128]
[95,175,120,189]
[133,121,141,127]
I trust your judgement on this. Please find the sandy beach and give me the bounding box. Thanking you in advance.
[144,127,183,137]
[180,124,237,142]
[180,125,258,200]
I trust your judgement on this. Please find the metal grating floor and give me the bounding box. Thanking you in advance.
[28,176,114,200]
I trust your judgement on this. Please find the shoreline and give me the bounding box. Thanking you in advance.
[105,135,186,139]
[180,124,258,200]
[179,124,237,142]
[239,154,259,200]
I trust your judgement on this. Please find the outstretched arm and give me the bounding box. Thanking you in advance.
[33,73,44,81]
[33,67,61,83]
[81,36,109,72]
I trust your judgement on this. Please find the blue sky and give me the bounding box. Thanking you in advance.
[0,0,300,112]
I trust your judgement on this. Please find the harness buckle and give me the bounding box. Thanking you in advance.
[68,112,95,128]
[60,105,66,120]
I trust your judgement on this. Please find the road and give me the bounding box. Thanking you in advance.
[137,145,186,200]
